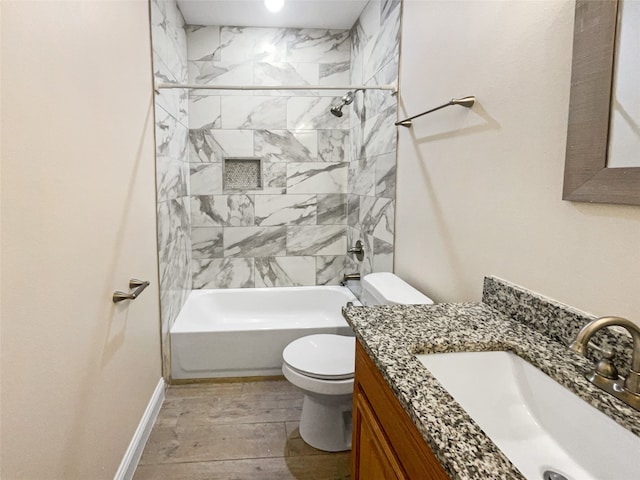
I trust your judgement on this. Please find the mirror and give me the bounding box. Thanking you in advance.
[607,0,640,168]
[563,0,640,205]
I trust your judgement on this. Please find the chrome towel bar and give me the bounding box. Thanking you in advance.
[112,279,150,303]
[395,96,476,128]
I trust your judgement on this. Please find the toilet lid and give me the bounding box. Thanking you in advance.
[362,272,434,305]
[283,334,355,380]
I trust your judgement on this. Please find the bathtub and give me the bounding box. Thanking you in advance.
[170,286,360,379]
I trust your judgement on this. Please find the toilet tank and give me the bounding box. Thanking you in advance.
[360,272,434,306]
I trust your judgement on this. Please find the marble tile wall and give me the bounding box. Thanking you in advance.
[152,0,400,299]
[347,0,401,278]
[187,25,353,288]
[151,0,192,376]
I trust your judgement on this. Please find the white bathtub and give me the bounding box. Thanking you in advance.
[170,286,360,379]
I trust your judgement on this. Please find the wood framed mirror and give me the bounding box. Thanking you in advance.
[563,0,640,206]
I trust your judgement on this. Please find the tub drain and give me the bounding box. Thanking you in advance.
[543,471,569,480]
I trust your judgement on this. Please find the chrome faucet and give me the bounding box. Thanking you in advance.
[570,316,640,411]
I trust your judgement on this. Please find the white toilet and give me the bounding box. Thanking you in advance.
[282,272,434,452]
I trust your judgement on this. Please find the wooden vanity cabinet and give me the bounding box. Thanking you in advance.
[352,341,450,480]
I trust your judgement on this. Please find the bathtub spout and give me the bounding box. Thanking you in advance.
[341,273,361,285]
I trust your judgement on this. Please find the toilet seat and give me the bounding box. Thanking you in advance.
[282,362,354,396]
[282,334,355,380]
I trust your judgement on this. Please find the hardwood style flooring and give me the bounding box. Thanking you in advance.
[134,380,350,480]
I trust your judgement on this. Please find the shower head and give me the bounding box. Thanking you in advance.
[330,105,344,117]
[330,91,355,117]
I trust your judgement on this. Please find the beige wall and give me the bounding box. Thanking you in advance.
[1,1,162,478]
[396,0,640,323]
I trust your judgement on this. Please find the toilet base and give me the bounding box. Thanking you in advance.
[299,392,353,452]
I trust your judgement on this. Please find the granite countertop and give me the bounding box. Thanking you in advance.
[342,301,640,480]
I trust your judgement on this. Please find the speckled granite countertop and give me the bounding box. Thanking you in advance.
[342,299,640,480]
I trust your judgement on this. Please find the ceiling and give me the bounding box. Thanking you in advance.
[177,0,368,29]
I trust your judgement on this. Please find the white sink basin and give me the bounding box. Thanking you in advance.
[416,350,640,480]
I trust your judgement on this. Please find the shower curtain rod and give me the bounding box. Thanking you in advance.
[155,82,397,93]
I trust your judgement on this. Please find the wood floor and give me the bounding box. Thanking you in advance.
[134,379,351,480]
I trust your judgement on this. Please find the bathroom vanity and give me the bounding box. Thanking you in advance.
[352,340,448,479]
[343,276,640,480]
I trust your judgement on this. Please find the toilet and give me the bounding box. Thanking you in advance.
[282,272,434,452]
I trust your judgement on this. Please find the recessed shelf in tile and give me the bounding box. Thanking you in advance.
[224,157,263,191]
[224,157,262,190]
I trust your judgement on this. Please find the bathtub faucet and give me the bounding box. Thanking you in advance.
[341,273,361,285]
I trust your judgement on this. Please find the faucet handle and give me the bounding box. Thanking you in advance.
[587,342,619,380]
[587,341,614,359]
[595,358,619,380]
[347,240,365,261]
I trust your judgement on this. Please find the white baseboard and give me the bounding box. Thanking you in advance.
[114,378,166,480]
